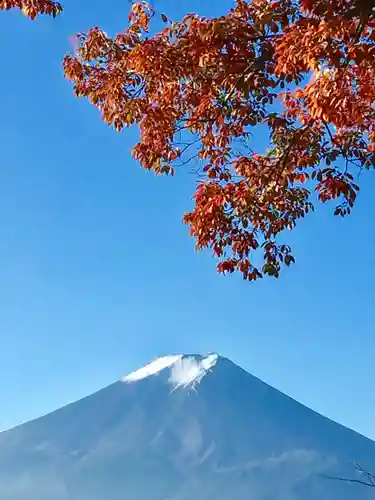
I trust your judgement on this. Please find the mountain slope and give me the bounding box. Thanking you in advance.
[0,354,374,500]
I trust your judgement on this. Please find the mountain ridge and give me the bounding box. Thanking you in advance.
[0,353,374,500]
[3,353,372,445]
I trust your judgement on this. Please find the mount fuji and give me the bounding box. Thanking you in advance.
[0,353,375,500]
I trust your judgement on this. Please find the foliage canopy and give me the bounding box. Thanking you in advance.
[6,0,375,280]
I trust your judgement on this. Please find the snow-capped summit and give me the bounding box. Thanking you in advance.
[0,354,375,500]
[122,353,219,389]
[122,354,182,382]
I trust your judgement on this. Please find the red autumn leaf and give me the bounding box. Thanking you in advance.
[0,0,63,18]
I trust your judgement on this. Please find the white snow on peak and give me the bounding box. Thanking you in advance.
[169,353,219,389]
[122,355,182,382]
[122,353,219,389]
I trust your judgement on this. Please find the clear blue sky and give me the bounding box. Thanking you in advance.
[0,0,374,438]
